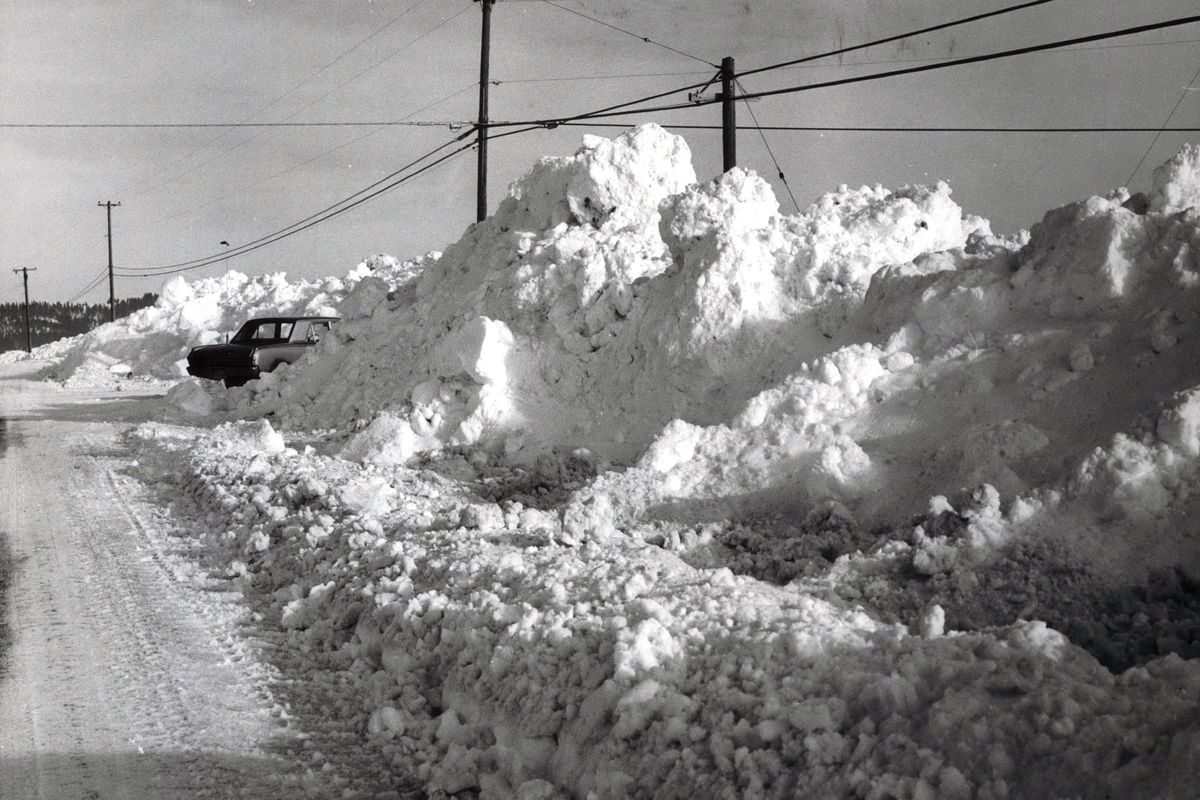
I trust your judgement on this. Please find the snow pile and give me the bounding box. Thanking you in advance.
[225,125,1200,575]
[561,139,1200,578]
[7,253,427,387]
[238,124,975,465]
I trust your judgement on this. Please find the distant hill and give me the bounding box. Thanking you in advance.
[0,294,158,353]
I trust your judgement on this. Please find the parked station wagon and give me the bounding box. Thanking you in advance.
[186,316,338,387]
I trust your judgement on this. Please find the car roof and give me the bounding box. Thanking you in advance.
[241,316,340,324]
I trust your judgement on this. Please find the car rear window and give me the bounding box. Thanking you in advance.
[233,321,290,343]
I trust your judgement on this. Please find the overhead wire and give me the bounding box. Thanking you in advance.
[115,0,432,197]
[725,14,1200,106]
[491,69,711,85]
[733,77,799,213]
[116,123,553,279]
[12,29,1199,132]
[67,269,110,304]
[116,145,473,278]
[739,0,1061,78]
[535,123,1200,133]
[126,1,468,204]
[274,4,472,131]
[762,36,1200,71]
[141,83,478,228]
[537,0,717,67]
[118,131,476,276]
[14,10,1193,134]
[1,120,469,129]
[481,12,1200,127]
[484,37,1200,85]
[1125,60,1200,185]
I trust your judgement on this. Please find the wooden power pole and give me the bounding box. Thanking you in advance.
[98,200,121,322]
[11,267,36,353]
[475,0,495,223]
[720,56,737,173]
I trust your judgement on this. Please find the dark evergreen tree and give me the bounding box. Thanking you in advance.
[0,293,158,353]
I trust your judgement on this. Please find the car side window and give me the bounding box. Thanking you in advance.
[279,322,294,339]
[306,322,329,343]
[253,322,276,340]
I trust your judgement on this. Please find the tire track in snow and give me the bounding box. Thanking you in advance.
[0,384,334,799]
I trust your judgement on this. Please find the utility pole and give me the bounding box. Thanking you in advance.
[720,56,737,173]
[475,0,495,223]
[11,267,36,353]
[98,200,120,322]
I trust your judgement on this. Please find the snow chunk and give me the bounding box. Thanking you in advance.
[1157,388,1200,456]
[243,419,285,456]
[1149,143,1200,213]
[163,378,220,419]
[340,413,438,467]
[338,475,396,517]
[613,618,681,681]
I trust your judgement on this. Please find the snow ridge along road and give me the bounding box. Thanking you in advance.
[0,363,421,800]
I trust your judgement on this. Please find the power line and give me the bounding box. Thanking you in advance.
[117,132,476,276]
[485,37,1200,85]
[117,145,472,278]
[114,124,547,280]
[762,36,1200,71]
[9,32,1196,132]
[537,0,716,67]
[739,0,1060,78]
[0,120,468,129]
[276,4,473,130]
[1125,60,1200,185]
[535,122,1200,133]
[139,84,478,229]
[68,268,110,304]
[734,77,799,213]
[8,14,1190,133]
[491,69,710,85]
[115,0,432,197]
[125,2,468,204]
[730,14,1200,106]
[484,12,1200,127]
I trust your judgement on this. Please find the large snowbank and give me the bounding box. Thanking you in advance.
[39,123,1200,797]
[236,126,978,467]
[216,127,1200,573]
[574,156,1200,570]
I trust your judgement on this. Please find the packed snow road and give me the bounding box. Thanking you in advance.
[0,362,421,800]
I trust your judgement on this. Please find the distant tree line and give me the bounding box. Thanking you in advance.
[0,294,158,353]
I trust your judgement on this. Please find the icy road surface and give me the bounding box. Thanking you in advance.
[0,362,420,799]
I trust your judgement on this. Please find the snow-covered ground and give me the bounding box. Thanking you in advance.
[6,125,1200,799]
[0,364,424,798]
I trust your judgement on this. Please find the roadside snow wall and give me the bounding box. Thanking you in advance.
[238,124,976,467]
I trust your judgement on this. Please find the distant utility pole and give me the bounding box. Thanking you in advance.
[98,200,121,322]
[720,56,737,172]
[11,266,36,353]
[475,0,495,223]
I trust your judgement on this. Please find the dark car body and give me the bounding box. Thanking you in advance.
[186,316,338,387]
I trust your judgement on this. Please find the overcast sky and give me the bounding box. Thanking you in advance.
[3,0,1199,302]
